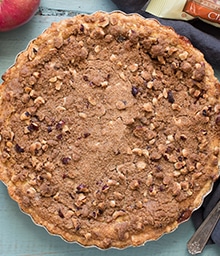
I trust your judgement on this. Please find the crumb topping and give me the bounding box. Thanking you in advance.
[0,12,219,249]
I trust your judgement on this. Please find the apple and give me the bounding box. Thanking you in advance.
[0,0,40,32]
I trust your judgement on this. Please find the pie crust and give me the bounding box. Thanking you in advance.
[0,12,219,249]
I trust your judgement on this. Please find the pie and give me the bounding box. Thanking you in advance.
[0,11,219,249]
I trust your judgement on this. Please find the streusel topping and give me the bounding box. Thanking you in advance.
[0,12,219,249]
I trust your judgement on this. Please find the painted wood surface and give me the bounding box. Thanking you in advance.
[0,1,219,255]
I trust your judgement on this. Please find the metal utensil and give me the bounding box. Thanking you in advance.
[187,200,220,255]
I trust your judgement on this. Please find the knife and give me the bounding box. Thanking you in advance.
[187,200,220,255]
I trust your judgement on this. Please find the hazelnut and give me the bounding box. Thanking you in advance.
[116,100,127,110]
[34,96,45,106]
[128,63,138,72]
[136,161,146,170]
[143,102,153,112]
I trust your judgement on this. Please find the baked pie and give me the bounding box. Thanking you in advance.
[0,12,219,249]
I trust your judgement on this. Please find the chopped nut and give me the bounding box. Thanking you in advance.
[180,181,189,191]
[150,151,161,161]
[136,161,146,170]
[158,144,167,154]
[26,187,37,196]
[49,76,57,83]
[147,81,153,89]
[100,81,108,87]
[143,102,153,112]
[110,54,117,62]
[54,35,64,49]
[6,141,13,148]
[62,125,70,133]
[163,88,168,98]
[158,56,165,64]
[94,45,101,53]
[42,145,48,151]
[152,97,158,106]
[78,112,87,119]
[136,201,143,209]
[141,70,151,81]
[33,71,40,78]
[179,51,188,60]
[172,182,181,196]
[97,15,109,28]
[115,171,124,181]
[192,62,205,81]
[132,148,143,156]
[173,170,181,177]
[194,89,201,97]
[28,46,38,60]
[107,179,119,186]
[213,146,219,156]
[44,162,55,171]
[149,138,156,145]
[192,172,202,180]
[56,106,66,112]
[30,89,38,98]
[116,100,127,110]
[167,134,174,143]
[174,161,186,170]
[182,149,189,158]
[171,61,179,69]
[188,165,195,172]
[142,149,150,158]
[119,72,126,81]
[29,141,42,154]
[102,184,110,193]
[87,96,96,106]
[75,194,87,207]
[214,104,220,113]
[113,191,124,200]
[152,69,157,78]
[112,210,126,220]
[34,96,45,105]
[21,94,30,104]
[76,184,89,193]
[72,152,81,162]
[196,162,203,171]
[146,173,153,186]
[20,111,31,121]
[84,232,92,240]
[163,175,172,185]
[128,63,138,72]
[55,81,62,91]
[129,180,140,190]
[187,190,193,196]
[149,185,157,196]
[110,200,116,207]
[172,103,181,111]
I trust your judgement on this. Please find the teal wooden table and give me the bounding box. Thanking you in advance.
[0,1,219,255]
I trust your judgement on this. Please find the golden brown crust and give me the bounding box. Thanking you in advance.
[0,11,219,249]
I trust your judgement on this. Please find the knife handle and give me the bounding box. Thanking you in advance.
[187,200,220,255]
